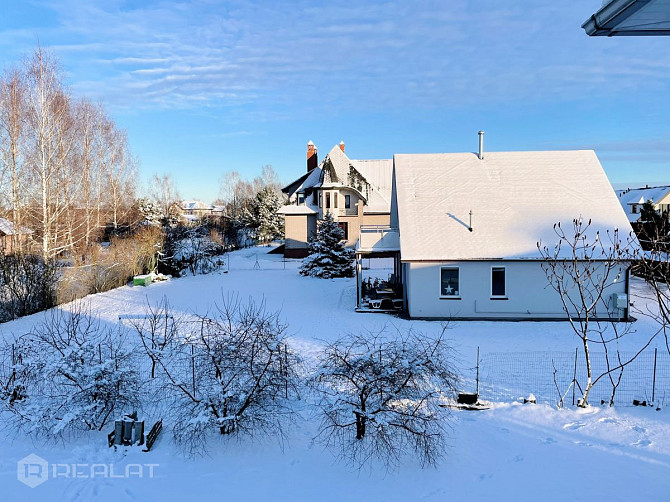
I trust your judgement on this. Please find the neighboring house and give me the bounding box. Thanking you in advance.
[616,185,670,222]
[583,0,670,36]
[357,136,638,320]
[278,141,393,258]
[0,218,32,255]
[180,200,214,221]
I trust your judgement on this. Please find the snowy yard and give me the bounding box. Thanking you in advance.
[1,246,669,501]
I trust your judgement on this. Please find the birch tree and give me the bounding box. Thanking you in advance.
[0,68,27,253]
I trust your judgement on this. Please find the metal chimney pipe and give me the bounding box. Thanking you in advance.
[478,131,485,160]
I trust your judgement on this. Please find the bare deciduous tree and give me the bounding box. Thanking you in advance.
[134,296,300,455]
[538,218,657,407]
[312,326,458,469]
[0,47,138,263]
[0,67,27,254]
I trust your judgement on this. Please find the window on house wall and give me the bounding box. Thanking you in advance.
[440,267,459,297]
[326,192,331,209]
[334,192,338,208]
[345,195,351,208]
[491,267,506,297]
[298,194,305,205]
[338,222,349,240]
[318,192,322,208]
[313,191,318,204]
[631,205,637,214]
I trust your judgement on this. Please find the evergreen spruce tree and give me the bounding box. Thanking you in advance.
[639,200,670,251]
[247,187,284,243]
[300,212,354,278]
[136,198,162,225]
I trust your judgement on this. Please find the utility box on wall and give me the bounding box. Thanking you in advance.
[611,292,628,311]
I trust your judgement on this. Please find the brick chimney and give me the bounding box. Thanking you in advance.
[339,140,345,153]
[307,141,318,172]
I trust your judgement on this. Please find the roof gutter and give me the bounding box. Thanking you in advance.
[582,0,655,36]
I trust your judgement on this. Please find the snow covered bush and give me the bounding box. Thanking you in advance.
[160,224,224,276]
[312,326,458,469]
[1,305,140,439]
[300,212,354,278]
[137,296,300,455]
[0,254,57,322]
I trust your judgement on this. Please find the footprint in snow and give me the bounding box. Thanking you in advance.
[633,439,652,447]
[598,417,618,424]
[513,454,524,462]
[632,425,647,434]
[543,437,557,445]
[563,422,586,430]
[478,473,493,481]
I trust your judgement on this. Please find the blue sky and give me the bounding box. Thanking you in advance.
[1,1,669,202]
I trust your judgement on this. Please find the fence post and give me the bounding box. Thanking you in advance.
[284,344,289,399]
[476,346,480,396]
[652,347,658,404]
[191,344,196,398]
[572,347,578,407]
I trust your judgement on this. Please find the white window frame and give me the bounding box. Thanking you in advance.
[439,266,460,298]
[490,266,507,298]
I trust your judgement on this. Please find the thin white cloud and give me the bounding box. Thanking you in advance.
[3,0,670,117]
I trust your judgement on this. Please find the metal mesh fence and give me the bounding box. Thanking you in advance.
[475,348,669,407]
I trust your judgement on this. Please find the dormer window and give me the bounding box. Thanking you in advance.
[298,194,305,205]
[345,195,351,208]
[631,204,637,214]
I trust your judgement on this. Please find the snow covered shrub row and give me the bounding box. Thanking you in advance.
[1,305,140,438]
[0,297,459,469]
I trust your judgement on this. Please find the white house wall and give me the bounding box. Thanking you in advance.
[404,260,629,320]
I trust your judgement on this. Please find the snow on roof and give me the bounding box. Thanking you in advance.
[353,159,393,213]
[615,185,670,222]
[277,205,317,215]
[283,145,393,213]
[322,145,362,186]
[0,218,32,236]
[393,150,638,261]
[181,200,213,211]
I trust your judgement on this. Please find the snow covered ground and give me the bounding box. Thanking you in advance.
[1,246,669,501]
